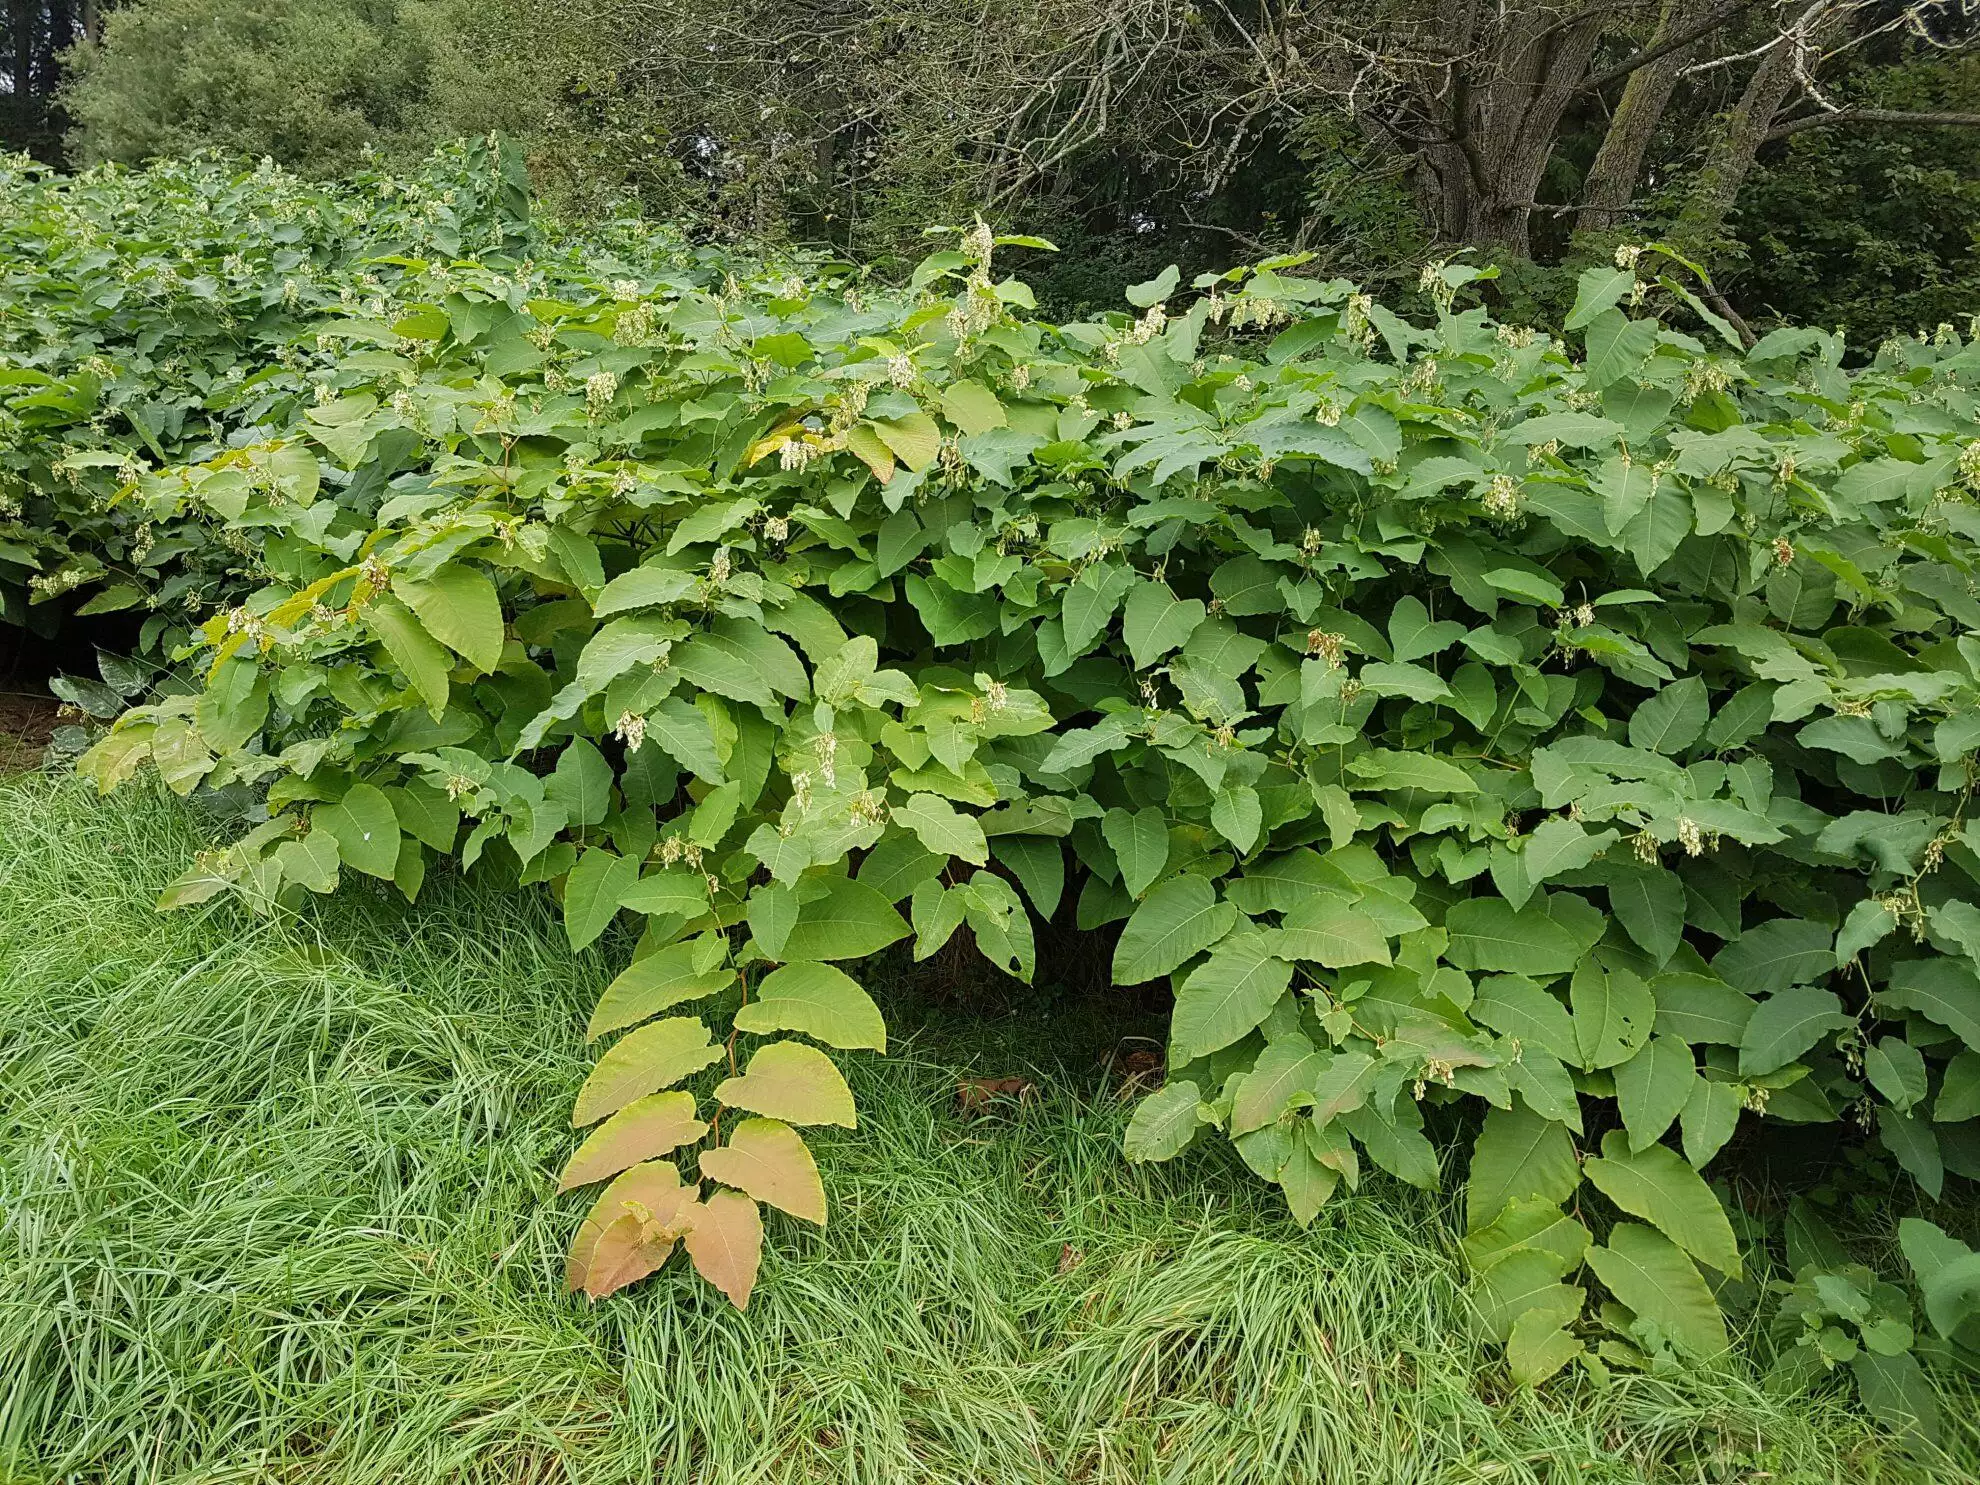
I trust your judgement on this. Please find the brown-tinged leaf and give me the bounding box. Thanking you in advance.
[571,1017,722,1127]
[713,1040,857,1128]
[696,1117,826,1225]
[564,1159,691,1293]
[955,1075,1035,1115]
[682,1189,764,1309]
[581,1211,673,1300]
[557,1091,708,1193]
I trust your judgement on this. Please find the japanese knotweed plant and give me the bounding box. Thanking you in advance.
[0,136,696,658]
[78,218,1980,1390]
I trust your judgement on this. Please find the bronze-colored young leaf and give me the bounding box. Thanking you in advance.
[697,1117,827,1225]
[563,1159,691,1294]
[557,1091,708,1193]
[713,1041,857,1128]
[681,1188,765,1309]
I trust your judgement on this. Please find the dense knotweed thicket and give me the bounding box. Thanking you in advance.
[0,138,696,648]
[15,154,1979,1426]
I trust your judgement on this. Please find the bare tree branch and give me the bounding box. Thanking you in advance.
[1765,105,1980,139]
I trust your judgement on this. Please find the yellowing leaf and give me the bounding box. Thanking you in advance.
[845,423,896,483]
[589,944,735,1039]
[558,1091,707,1192]
[697,1117,827,1224]
[572,1017,722,1127]
[715,1040,857,1127]
[871,412,941,471]
[732,961,886,1051]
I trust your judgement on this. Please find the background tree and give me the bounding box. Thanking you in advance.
[26,0,1980,332]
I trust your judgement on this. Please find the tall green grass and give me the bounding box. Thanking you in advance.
[0,776,1969,1484]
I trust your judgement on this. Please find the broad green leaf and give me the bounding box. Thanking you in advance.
[1230,1037,1325,1136]
[1310,1049,1379,1126]
[365,593,452,718]
[1124,1078,1204,1160]
[1519,817,1618,887]
[1628,676,1708,755]
[894,792,989,865]
[1585,1131,1741,1275]
[1863,1036,1929,1113]
[546,738,614,828]
[1466,1102,1580,1232]
[565,847,641,951]
[593,564,698,617]
[991,835,1065,919]
[1879,1105,1944,1199]
[1113,874,1239,985]
[1103,806,1169,898]
[778,876,912,961]
[941,379,1007,436]
[1882,958,1980,1048]
[1472,976,1580,1064]
[1680,1077,1742,1168]
[1605,865,1684,965]
[732,961,886,1051]
[1446,898,1585,975]
[1266,901,1390,968]
[1712,919,1834,996]
[1651,972,1754,1046]
[1506,1309,1584,1388]
[1210,785,1262,854]
[394,567,504,673]
[1062,562,1135,653]
[674,620,809,706]
[1121,580,1205,669]
[1613,1036,1693,1152]
[316,783,398,880]
[1471,1247,1582,1343]
[1937,1051,1980,1123]
[590,944,736,1038]
[1173,933,1292,1059]
[1584,1223,1728,1356]
[1347,749,1478,795]
[1566,264,1636,329]
[1571,963,1655,1070]
[1738,985,1852,1076]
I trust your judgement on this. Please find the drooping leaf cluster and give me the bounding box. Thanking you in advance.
[52,181,1980,1380]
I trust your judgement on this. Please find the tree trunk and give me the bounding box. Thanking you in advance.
[1581,0,1696,230]
[1672,36,1805,260]
[10,0,38,99]
[1425,1,1611,259]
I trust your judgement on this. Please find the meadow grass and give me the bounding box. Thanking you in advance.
[0,775,1972,1484]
